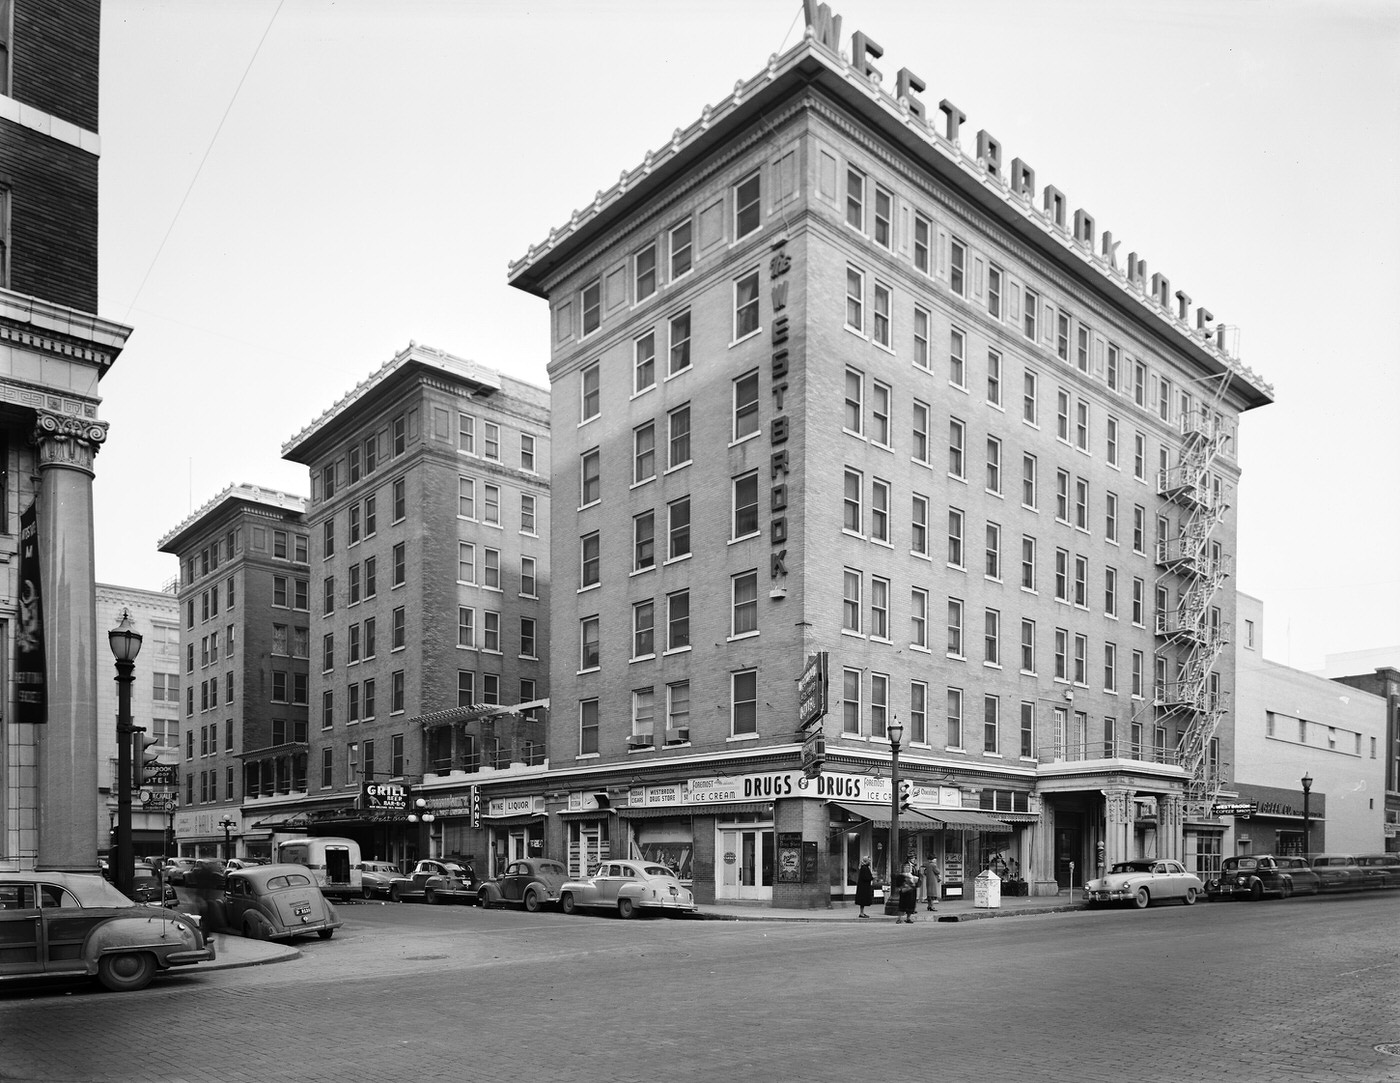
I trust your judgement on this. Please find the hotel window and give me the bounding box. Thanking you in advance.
[842,668,861,735]
[392,542,405,588]
[1104,643,1118,692]
[483,548,501,591]
[1021,535,1037,591]
[1054,549,1069,602]
[1131,651,1144,698]
[1023,288,1039,340]
[322,633,335,672]
[1054,628,1068,680]
[984,609,1001,666]
[1132,578,1145,626]
[459,414,476,454]
[872,281,892,347]
[844,368,864,434]
[520,556,537,598]
[911,493,929,557]
[392,607,405,650]
[870,674,890,738]
[1106,417,1119,466]
[950,328,966,388]
[635,242,657,301]
[871,479,890,543]
[1073,634,1088,685]
[842,569,862,634]
[845,266,864,332]
[987,264,1003,318]
[634,331,656,393]
[483,422,500,462]
[1020,702,1035,758]
[392,415,406,457]
[734,268,760,339]
[870,577,890,640]
[1105,492,1119,542]
[949,237,966,295]
[581,279,601,336]
[294,579,309,610]
[667,681,690,733]
[1075,400,1090,451]
[669,218,693,279]
[580,532,600,589]
[1133,432,1146,480]
[579,699,599,756]
[1074,477,1089,530]
[1055,470,1070,523]
[1157,376,1172,421]
[633,601,656,659]
[733,371,760,440]
[633,511,655,572]
[910,682,928,745]
[1056,388,1071,442]
[520,493,537,534]
[912,400,931,464]
[668,496,691,559]
[321,463,337,501]
[985,522,1001,580]
[845,167,865,230]
[984,695,1000,754]
[458,607,474,648]
[581,363,600,422]
[633,422,657,484]
[580,617,600,671]
[986,437,1002,495]
[520,432,536,473]
[1022,453,1038,509]
[1105,567,1118,617]
[457,543,475,585]
[911,588,929,648]
[986,349,1002,406]
[1055,311,1070,362]
[1023,370,1039,426]
[947,688,964,749]
[1132,506,1146,555]
[732,670,758,736]
[947,598,964,657]
[732,570,759,637]
[873,186,893,248]
[668,403,692,468]
[949,418,965,478]
[321,690,334,729]
[1106,343,1120,391]
[1020,619,1036,673]
[843,469,863,534]
[913,212,931,273]
[668,310,691,374]
[322,518,335,559]
[632,689,655,743]
[1133,360,1147,407]
[580,448,601,506]
[393,478,405,521]
[913,307,931,369]
[1073,555,1088,608]
[321,576,334,616]
[1076,325,1090,373]
[948,508,965,567]
[735,172,761,238]
[479,483,499,527]
[667,590,690,650]
[348,504,362,545]
[732,472,760,539]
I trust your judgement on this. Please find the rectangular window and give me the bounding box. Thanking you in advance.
[984,609,1001,666]
[633,422,657,484]
[842,569,862,634]
[1076,324,1090,373]
[845,266,864,332]
[668,497,691,560]
[1056,311,1070,362]
[458,606,474,648]
[1054,628,1068,681]
[634,242,657,301]
[1057,388,1071,443]
[911,587,929,648]
[872,281,892,347]
[949,237,966,295]
[869,576,889,641]
[634,331,656,393]
[949,418,965,478]
[845,167,865,230]
[949,328,966,387]
[392,607,405,650]
[580,448,601,506]
[986,437,1002,495]
[520,432,536,473]
[870,673,889,738]
[667,681,691,734]
[1054,549,1069,602]
[910,682,928,745]
[983,695,1000,753]
[459,414,476,454]
[985,522,1001,579]
[732,670,758,735]
[581,279,601,336]
[579,699,599,756]
[580,617,600,671]
[667,590,690,650]
[458,542,475,585]
[1106,416,1119,466]
[1020,702,1035,758]
[735,172,761,237]
[1105,492,1119,543]
[1075,399,1090,451]
[844,367,864,434]
[732,472,759,538]
[520,556,537,598]
[986,349,1002,406]
[483,548,501,590]
[1104,643,1118,692]
[1132,577,1145,626]
[1133,432,1146,481]
[581,363,600,422]
[912,400,931,464]
[1056,470,1070,523]
[1132,650,1144,698]
[873,186,892,248]
[633,601,656,659]
[668,310,691,375]
[633,511,655,571]
[913,307,931,370]
[870,478,890,543]
[913,213,931,273]
[1021,535,1036,591]
[668,403,692,468]
[947,688,964,749]
[843,469,863,534]
[393,478,406,521]
[669,218,693,279]
[321,577,334,616]
[947,598,964,656]
[1023,288,1039,340]
[732,570,759,636]
[843,668,861,735]
[580,532,600,589]
[1133,506,1146,555]
[1021,619,1036,673]
[734,269,760,339]
[987,264,1003,318]
[911,493,929,557]
[1074,555,1088,608]
[733,371,760,440]
[870,382,891,447]
[1022,453,1038,509]
[1075,477,1089,531]
[1073,634,1088,685]
[948,508,965,567]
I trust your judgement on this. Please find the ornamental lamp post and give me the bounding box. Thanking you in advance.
[108,609,143,900]
[1300,773,1313,857]
[218,817,237,863]
[887,716,904,900]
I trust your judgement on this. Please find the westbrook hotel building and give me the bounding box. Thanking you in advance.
[509,3,1274,905]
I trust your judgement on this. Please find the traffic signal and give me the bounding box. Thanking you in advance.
[898,781,914,814]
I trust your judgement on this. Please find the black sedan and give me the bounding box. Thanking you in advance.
[1207,855,1321,900]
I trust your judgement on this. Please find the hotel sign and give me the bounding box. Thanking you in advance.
[797,651,828,729]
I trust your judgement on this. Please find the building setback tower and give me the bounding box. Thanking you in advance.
[1,0,132,870]
[509,9,1273,905]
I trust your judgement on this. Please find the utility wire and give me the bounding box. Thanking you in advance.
[121,0,285,324]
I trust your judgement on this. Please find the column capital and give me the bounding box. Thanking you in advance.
[31,409,109,475]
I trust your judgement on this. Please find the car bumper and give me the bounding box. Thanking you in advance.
[163,944,216,967]
[1086,888,1135,903]
[636,898,697,912]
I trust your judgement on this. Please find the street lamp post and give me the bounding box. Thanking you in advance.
[1301,773,1313,857]
[888,717,905,896]
[165,799,178,858]
[108,610,143,900]
[218,817,237,863]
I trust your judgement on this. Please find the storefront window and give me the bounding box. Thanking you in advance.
[631,822,693,882]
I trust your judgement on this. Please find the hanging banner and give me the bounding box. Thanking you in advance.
[16,502,46,724]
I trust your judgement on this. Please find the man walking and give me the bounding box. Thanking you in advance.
[922,856,941,911]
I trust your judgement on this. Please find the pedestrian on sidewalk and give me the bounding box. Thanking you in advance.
[922,857,941,911]
[855,857,874,918]
[896,871,918,922]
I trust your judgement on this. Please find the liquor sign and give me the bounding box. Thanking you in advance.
[797,651,829,729]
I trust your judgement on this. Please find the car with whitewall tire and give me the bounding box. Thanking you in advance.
[1084,859,1204,909]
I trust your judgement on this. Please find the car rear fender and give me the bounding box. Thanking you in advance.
[84,913,202,955]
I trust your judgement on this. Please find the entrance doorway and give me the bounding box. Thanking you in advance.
[1054,814,1083,890]
[717,828,772,900]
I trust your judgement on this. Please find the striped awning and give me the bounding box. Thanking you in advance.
[921,808,1012,831]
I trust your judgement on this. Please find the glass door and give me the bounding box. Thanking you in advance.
[717,828,773,900]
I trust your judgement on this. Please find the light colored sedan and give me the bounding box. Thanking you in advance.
[356,860,402,900]
[559,860,697,919]
[1084,859,1203,908]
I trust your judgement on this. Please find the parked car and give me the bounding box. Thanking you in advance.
[1356,854,1400,889]
[0,871,215,992]
[1310,854,1368,891]
[559,860,697,918]
[223,858,265,872]
[388,859,483,904]
[196,863,342,941]
[1206,855,1321,900]
[159,857,201,885]
[356,860,403,900]
[129,866,182,910]
[477,859,569,912]
[1084,859,1203,908]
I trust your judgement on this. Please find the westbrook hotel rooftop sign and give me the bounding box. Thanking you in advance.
[798,0,1252,370]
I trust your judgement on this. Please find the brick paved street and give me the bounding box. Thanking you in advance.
[2,893,1397,1083]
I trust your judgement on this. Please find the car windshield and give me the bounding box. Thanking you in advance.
[1230,858,1257,870]
[1110,862,1154,874]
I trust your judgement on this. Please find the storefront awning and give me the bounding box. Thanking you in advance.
[483,814,546,827]
[617,802,774,820]
[828,801,938,828]
[921,809,1012,831]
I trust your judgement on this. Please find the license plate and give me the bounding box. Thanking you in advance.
[293,903,311,915]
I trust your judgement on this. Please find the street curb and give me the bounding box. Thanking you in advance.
[690,903,1088,922]
[200,939,302,972]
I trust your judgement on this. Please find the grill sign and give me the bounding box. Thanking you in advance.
[363,783,410,813]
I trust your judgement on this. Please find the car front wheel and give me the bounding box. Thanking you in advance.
[97,952,156,993]
[362,884,375,900]
[1249,880,1263,901]
[1133,887,1150,909]
[389,885,403,903]
[618,898,636,919]
[561,893,576,915]
[1183,888,1198,905]
[524,889,540,913]
[476,891,489,909]
[425,888,438,905]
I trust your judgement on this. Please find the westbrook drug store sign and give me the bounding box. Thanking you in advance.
[626,769,960,810]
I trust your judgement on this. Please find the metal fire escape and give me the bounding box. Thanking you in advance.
[1154,384,1234,818]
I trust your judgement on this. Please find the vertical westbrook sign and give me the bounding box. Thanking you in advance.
[797,651,829,728]
[769,242,793,590]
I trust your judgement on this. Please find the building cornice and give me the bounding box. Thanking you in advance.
[156,483,307,553]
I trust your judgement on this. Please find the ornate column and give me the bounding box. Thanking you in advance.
[1102,788,1134,868]
[32,409,107,871]
[1030,797,1058,896]
[1159,793,1185,862]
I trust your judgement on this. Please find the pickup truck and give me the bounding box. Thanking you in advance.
[387,859,483,905]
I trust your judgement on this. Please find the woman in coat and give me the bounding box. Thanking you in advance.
[855,857,874,917]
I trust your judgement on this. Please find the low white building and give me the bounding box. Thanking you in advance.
[1227,593,1387,857]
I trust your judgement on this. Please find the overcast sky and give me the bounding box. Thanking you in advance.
[94,0,1399,672]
